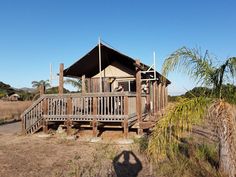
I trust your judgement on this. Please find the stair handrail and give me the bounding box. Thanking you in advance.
[21,95,45,118]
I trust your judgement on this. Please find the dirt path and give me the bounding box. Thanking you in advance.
[0,121,21,134]
[0,124,152,177]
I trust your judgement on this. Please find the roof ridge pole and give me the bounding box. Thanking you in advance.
[99,37,102,92]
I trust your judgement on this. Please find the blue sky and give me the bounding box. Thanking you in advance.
[0,0,235,95]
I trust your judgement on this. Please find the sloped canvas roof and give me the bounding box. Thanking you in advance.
[63,43,171,84]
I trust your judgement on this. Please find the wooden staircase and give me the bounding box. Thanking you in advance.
[21,96,45,134]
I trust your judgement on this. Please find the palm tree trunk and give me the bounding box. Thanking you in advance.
[209,101,236,177]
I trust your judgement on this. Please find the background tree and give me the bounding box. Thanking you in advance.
[64,78,82,92]
[31,80,51,90]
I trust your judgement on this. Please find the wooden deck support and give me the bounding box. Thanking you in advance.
[59,63,64,94]
[146,81,150,113]
[43,98,48,133]
[66,97,72,135]
[123,95,129,138]
[43,120,48,133]
[82,75,86,93]
[165,86,168,107]
[39,85,45,96]
[135,60,143,135]
[154,80,158,117]
[92,97,98,137]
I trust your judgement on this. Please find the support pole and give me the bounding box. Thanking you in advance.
[43,97,48,133]
[146,81,150,113]
[135,60,143,135]
[39,85,45,96]
[92,97,98,137]
[98,38,102,93]
[59,63,64,94]
[82,75,86,93]
[43,120,48,133]
[123,95,129,138]
[66,97,72,135]
[123,118,128,139]
[154,80,158,118]
[161,83,165,110]
[165,85,168,107]
[158,82,162,111]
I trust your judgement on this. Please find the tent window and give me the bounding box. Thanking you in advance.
[117,80,136,92]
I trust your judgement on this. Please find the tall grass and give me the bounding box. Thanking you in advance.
[0,101,32,120]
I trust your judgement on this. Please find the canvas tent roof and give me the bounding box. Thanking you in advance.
[63,43,171,84]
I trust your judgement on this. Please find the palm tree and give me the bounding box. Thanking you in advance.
[162,47,236,98]
[64,78,82,92]
[148,47,236,176]
[31,80,51,89]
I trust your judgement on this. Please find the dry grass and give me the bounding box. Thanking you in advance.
[0,100,32,120]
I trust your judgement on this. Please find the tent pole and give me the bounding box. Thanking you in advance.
[153,51,156,80]
[99,37,102,92]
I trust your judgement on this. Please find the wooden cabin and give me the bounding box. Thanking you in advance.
[21,43,171,138]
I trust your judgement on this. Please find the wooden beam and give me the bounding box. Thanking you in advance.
[146,81,150,113]
[165,86,168,107]
[135,60,143,135]
[42,97,48,133]
[39,85,45,96]
[43,120,48,133]
[154,80,158,116]
[59,63,64,94]
[123,118,128,139]
[124,95,128,115]
[161,83,165,110]
[82,75,86,93]
[92,97,98,137]
[66,97,72,135]
[21,115,26,135]
[158,82,162,111]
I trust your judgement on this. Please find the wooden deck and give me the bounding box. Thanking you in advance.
[21,92,148,136]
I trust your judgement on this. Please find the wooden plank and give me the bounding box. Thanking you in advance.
[59,63,64,94]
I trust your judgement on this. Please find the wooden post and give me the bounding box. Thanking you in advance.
[165,85,168,107]
[135,60,143,135]
[21,115,26,135]
[154,81,158,118]
[43,98,48,133]
[82,75,86,93]
[123,118,128,139]
[161,83,165,110]
[59,63,64,94]
[66,97,72,135]
[43,120,48,133]
[39,85,45,96]
[124,95,129,138]
[158,82,162,111]
[146,81,150,113]
[92,97,98,137]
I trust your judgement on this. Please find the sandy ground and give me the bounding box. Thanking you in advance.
[0,122,152,177]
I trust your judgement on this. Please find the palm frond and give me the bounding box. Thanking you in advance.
[162,47,215,86]
[64,78,82,91]
[148,97,212,162]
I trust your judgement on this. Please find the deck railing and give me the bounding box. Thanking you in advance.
[21,92,147,133]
